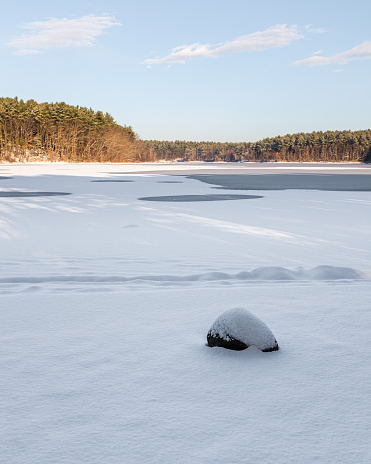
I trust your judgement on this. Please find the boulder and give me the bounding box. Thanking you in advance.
[207,308,278,352]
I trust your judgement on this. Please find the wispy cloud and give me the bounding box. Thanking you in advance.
[311,49,324,56]
[9,14,120,55]
[143,24,304,65]
[304,24,326,34]
[292,41,371,67]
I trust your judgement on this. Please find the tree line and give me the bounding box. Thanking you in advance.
[143,140,250,162]
[145,130,371,163]
[0,97,147,162]
[1,97,370,163]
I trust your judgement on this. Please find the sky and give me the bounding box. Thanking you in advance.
[1,0,371,142]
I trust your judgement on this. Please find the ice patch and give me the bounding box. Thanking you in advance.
[139,194,262,202]
[0,191,71,197]
[91,179,134,183]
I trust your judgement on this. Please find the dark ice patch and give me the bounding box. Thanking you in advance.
[186,174,371,191]
[91,179,134,183]
[139,194,262,202]
[0,191,71,197]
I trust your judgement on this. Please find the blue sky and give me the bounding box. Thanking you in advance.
[1,0,370,142]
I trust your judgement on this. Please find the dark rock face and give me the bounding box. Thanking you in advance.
[207,308,279,352]
[207,332,248,351]
[207,331,279,351]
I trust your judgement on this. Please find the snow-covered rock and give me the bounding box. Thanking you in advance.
[207,308,279,352]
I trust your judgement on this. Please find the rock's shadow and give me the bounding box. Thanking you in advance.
[139,194,263,202]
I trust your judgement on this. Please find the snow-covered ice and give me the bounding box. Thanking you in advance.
[0,162,370,464]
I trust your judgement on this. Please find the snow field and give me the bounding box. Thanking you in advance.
[2,284,371,464]
[0,163,371,463]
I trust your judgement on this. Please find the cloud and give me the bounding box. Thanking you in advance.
[304,24,326,34]
[142,24,304,65]
[9,14,120,55]
[292,41,371,67]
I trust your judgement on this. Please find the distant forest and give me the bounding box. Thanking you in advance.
[1,97,370,163]
[145,130,371,163]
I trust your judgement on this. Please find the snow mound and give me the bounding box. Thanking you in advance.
[0,265,366,296]
[207,308,279,352]
[305,265,362,280]
[249,266,297,280]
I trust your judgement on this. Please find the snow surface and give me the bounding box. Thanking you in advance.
[208,307,278,350]
[1,162,371,464]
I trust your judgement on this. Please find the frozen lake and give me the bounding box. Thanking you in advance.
[1,162,370,464]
